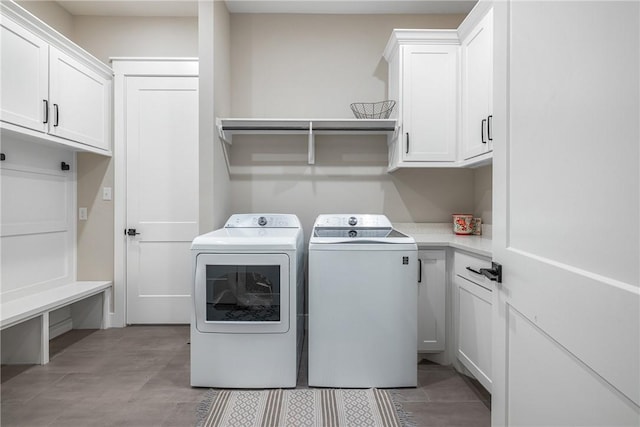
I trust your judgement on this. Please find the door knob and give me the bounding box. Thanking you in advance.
[125,228,140,236]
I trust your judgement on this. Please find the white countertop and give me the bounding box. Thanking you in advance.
[393,223,493,258]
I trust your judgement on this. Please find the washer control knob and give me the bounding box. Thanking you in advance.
[348,230,358,238]
[348,216,358,226]
[258,216,267,226]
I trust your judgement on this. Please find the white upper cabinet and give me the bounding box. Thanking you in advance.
[49,47,111,151]
[384,31,459,171]
[0,17,48,133]
[460,6,494,163]
[0,2,113,155]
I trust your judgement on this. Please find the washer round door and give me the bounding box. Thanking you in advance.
[194,252,290,333]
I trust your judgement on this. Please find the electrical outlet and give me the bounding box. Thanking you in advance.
[103,187,112,201]
[79,207,88,221]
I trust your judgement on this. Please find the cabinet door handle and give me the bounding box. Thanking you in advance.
[418,259,423,283]
[43,100,49,124]
[53,104,59,127]
[405,132,410,154]
[481,119,487,144]
[487,115,493,141]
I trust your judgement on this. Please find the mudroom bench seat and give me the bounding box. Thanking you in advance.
[0,281,112,365]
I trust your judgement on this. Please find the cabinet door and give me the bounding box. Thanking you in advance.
[454,250,492,392]
[457,276,492,391]
[417,249,446,352]
[49,46,111,151]
[402,45,458,162]
[0,17,48,132]
[461,9,493,160]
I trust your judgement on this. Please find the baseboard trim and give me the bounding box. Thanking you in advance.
[49,318,73,340]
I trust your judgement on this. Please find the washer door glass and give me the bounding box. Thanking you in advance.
[206,265,280,322]
[194,253,290,333]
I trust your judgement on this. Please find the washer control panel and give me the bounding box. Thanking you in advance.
[313,214,392,229]
[225,214,301,228]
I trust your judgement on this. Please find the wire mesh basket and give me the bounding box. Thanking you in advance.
[350,100,396,119]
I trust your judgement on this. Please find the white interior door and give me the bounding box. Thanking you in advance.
[492,2,639,425]
[125,74,198,324]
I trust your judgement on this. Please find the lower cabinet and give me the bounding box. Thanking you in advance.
[417,250,446,352]
[454,250,493,392]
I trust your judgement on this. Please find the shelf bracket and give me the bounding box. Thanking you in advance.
[308,121,315,165]
[216,118,232,145]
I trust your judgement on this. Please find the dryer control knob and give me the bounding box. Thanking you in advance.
[348,216,358,226]
[258,216,267,226]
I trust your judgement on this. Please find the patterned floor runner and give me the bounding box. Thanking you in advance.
[199,388,401,427]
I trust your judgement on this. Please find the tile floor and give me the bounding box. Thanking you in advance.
[1,326,490,426]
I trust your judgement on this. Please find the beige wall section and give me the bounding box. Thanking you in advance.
[198,0,233,234]
[228,12,475,235]
[230,13,465,117]
[212,0,232,230]
[229,138,476,237]
[72,15,198,66]
[198,1,216,233]
[76,152,113,280]
[16,1,73,38]
[474,165,492,225]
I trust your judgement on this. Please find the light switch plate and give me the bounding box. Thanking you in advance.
[103,187,112,201]
[79,207,87,220]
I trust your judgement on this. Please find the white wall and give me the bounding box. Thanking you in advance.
[228,13,477,235]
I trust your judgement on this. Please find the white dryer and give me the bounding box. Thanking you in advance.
[308,214,418,388]
[190,214,304,388]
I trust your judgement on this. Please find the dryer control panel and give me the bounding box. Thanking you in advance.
[225,214,301,228]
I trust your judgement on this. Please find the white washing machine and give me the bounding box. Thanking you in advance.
[190,214,304,388]
[308,214,418,388]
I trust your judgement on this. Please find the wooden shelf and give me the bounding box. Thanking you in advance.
[216,118,398,165]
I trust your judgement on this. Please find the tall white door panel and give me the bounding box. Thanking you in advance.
[492,1,639,425]
[0,17,48,132]
[125,75,198,324]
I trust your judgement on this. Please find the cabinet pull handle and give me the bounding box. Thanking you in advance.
[418,259,423,283]
[53,104,59,127]
[481,119,487,144]
[487,115,493,141]
[405,132,410,154]
[43,100,49,124]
